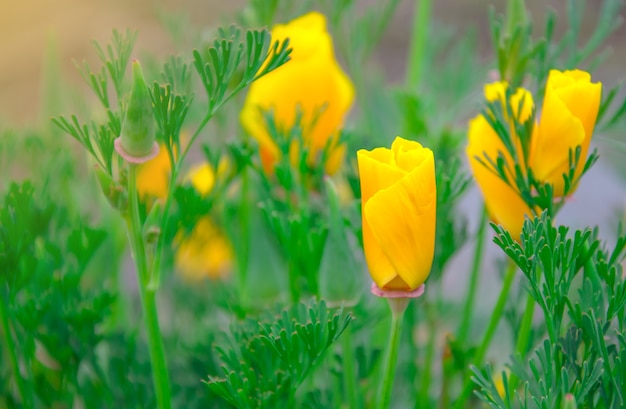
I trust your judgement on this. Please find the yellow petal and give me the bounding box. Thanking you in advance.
[136,143,171,200]
[185,163,215,197]
[357,148,406,207]
[532,70,601,195]
[174,217,233,281]
[467,115,533,241]
[531,85,585,193]
[364,151,436,290]
[240,11,354,175]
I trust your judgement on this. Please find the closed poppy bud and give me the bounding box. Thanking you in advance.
[530,69,601,196]
[115,60,158,163]
[467,82,535,241]
[240,11,354,175]
[357,137,436,291]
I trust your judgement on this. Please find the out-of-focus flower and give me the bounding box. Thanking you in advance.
[174,163,233,281]
[136,143,171,201]
[467,82,535,241]
[240,11,354,175]
[467,70,601,239]
[530,69,601,195]
[357,137,436,291]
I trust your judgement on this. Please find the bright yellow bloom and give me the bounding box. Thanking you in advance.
[467,83,535,241]
[240,11,354,175]
[357,137,436,291]
[530,69,601,195]
[467,70,601,240]
[136,143,171,200]
[174,163,233,281]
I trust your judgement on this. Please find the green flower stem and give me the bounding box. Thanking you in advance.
[127,164,172,409]
[342,322,360,409]
[0,296,32,409]
[454,260,517,409]
[515,292,535,354]
[379,298,409,409]
[417,300,435,407]
[458,207,488,341]
[406,0,432,89]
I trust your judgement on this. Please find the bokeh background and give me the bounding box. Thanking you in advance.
[2,0,625,124]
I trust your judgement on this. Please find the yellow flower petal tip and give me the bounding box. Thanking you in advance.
[240,11,354,175]
[357,136,436,292]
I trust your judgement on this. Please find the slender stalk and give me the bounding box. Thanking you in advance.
[342,323,360,409]
[378,299,408,409]
[458,207,488,341]
[515,293,535,354]
[417,300,435,407]
[454,260,517,409]
[406,0,433,89]
[127,164,172,409]
[0,296,32,409]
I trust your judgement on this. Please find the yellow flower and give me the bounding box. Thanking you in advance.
[240,11,354,175]
[530,69,601,195]
[136,143,171,201]
[467,70,601,239]
[467,82,535,241]
[174,163,233,281]
[357,137,436,291]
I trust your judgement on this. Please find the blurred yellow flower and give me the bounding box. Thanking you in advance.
[530,69,601,195]
[136,143,171,201]
[467,82,535,241]
[174,163,233,281]
[240,11,354,175]
[357,137,436,291]
[467,70,601,240]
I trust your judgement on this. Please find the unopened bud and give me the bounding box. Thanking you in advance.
[116,60,159,163]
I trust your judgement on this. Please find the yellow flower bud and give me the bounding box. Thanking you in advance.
[357,137,437,291]
[240,11,354,175]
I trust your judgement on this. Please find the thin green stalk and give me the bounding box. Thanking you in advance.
[0,297,32,409]
[515,292,535,354]
[342,323,360,409]
[378,299,408,409]
[406,0,432,89]
[128,164,172,409]
[417,300,435,407]
[458,207,488,341]
[454,260,517,409]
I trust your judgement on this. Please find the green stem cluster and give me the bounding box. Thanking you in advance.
[127,164,172,409]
